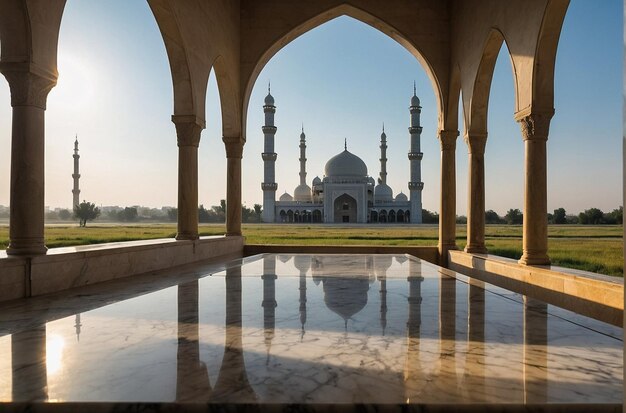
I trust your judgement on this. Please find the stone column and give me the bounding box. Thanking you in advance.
[173,115,204,240]
[517,112,553,265]
[223,137,244,236]
[0,68,57,256]
[464,132,488,253]
[437,129,459,265]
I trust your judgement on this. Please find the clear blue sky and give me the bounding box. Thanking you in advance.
[0,0,621,216]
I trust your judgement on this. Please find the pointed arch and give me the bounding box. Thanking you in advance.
[241,3,446,135]
[212,55,241,138]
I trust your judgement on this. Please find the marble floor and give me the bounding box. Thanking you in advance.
[0,253,622,411]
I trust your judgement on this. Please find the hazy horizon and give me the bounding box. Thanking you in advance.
[0,0,621,217]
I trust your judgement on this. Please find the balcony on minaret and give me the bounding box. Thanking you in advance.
[408,152,423,161]
[261,182,278,191]
[408,126,422,134]
[408,181,424,191]
[262,126,277,134]
[261,152,277,161]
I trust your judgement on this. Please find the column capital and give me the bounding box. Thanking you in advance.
[464,132,488,154]
[223,136,245,158]
[437,129,459,150]
[0,64,57,109]
[172,115,204,147]
[516,111,554,142]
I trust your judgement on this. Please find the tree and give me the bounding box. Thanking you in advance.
[74,201,101,227]
[253,204,263,222]
[421,209,439,224]
[58,209,72,220]
[604,206,623,225]
[504,208,523,225]
[553,208,567,224]
[456,215,467,224]
[485,210,503,224]
[578,208,604,225]
[167,208,178,222]
[117,207,138,222]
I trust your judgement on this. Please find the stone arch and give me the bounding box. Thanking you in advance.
[379,209,387,223]
[287,210,294,223]
[333,193,357,223]
[444,63,463,132]
[531,0,569,114]
[397,209,405,223]
[312,209,322,223]
[467,29,513,135]
[370,210,378,223]
[241,3,447,135]
[388,210,396,223]
[212,55,241,139]
[279,209,286,222]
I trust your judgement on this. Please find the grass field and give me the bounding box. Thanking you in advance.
[0,223,622,276]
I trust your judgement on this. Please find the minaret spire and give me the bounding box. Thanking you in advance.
[344,138,347,151]
[408,84,424,223]
[72,135,81,208]
[299,126,307,186]
[379,124,388,185]
[261,84,278,223]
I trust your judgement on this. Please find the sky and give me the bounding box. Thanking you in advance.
[0,0,622,216]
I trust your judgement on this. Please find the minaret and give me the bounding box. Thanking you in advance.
[299,125,307,187]
[261,83,278,223]
[72,135,80,208]
[379,124,388,185]
[408,83,424,223]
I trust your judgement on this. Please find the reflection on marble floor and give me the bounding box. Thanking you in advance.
[0,254,622,405]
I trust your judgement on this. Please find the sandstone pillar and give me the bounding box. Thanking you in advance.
[437,129,459,264]
[517,112,553,265]
[464,132,488,253]
[173,116,204,240]
[0,68,57,256]
[224,137,244,236]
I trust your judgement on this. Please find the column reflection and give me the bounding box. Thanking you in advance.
[523,296,548,403]
[212,266,256,402]
[465,280,486,402]
[262,255,277,360]
[293,256,311,340]
[404,259,424,402]
[176,280,211,401]
[438,270,459,400]
[12,324,48,401]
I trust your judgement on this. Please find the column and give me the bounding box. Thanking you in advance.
[173,115,204,240]
[464,132,488,253]
[224,136,244,236]
[1,68,57,256]
[437,129,459,265]
[516,112,553,265]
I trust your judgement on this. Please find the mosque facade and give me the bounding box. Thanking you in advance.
[261,86,424,224]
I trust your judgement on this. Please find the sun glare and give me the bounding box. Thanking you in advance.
[46,334,65,376]
[51,52,97,112]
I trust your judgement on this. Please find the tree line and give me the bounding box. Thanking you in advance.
[36,202,624,227]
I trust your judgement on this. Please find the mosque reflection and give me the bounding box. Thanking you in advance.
[7,254,557,403]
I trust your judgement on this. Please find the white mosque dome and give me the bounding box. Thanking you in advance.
[395,192,408,202]
[367,177,376,185]
[264,92,275,106]
[374,183,393,201]
[312,176,322,186]
[324,149,368,177]
[294,183,312,202]
[294,255,311,273]
[279,192,293,202]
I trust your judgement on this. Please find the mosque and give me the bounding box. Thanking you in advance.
[261,86,424,224]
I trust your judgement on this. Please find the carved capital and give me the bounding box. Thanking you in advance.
[437,129,459,151]
[464,132,488,154]
[172,115,204,147]
[223,136,245,158]
[0,68,57,109]
[517,112,553,142]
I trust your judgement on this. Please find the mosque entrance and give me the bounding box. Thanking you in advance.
[333,194,357,223]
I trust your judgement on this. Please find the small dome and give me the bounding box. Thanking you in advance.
[375,255,393,275]
[312,176,322,185]
[279,192,293,202]
[324,149,368,177]
[374,183,393,201]
[411,94,420,107]
[264,92,275,106]
[293,184,312,202]
[367,177,376,185]
[395,192,408,202]
[294,255,311,273]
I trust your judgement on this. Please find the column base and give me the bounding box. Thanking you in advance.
[6,240,47,256]
[176,233,199,241]
[226,232,242,237]
[518,252,550,266]
[464,245,488,254]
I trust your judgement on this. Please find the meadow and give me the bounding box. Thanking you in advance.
[0,223,622,276]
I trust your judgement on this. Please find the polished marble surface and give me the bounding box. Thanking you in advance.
[0,253,622,407]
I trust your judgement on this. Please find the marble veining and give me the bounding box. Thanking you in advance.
[0,253,621,408]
